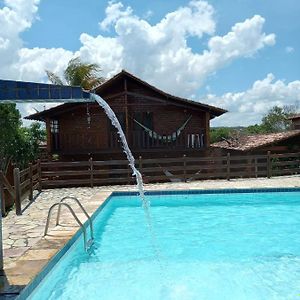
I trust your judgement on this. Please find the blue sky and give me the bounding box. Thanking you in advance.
[1,0,300,125]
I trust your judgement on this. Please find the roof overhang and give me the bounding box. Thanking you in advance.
[95,70,227,118]
[0,79,91,103]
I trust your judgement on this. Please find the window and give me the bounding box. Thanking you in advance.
[50,120,59,133]
[50,120,60,151]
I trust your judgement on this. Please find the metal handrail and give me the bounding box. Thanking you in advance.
[56,196,94,240]
[44,203,89,251]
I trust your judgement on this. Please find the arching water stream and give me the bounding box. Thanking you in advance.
[91,93,163,262]
[91,93,148,208]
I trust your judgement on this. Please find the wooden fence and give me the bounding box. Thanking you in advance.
[40,152,300,189]
[1,153,299,215]
[0,160,41,215]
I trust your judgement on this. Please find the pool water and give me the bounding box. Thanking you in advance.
[28,191,300,300]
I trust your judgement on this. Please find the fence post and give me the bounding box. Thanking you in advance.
[139,156,143,174]
[183,155,187,182]
[267,151,271,178]
[254,157,258,178]
[0,172,5,216]
[226,153,230,181]
[13,167,21,216]
[89,158,94,188]
[29,163,33,201]
[37,159,42,192]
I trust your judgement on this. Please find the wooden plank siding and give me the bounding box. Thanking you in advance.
[54,93,207,159]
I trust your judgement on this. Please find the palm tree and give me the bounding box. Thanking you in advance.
[46,57,105,90]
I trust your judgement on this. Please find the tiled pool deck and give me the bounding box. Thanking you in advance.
[1,175,300,299]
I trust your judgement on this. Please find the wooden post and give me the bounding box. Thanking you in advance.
[139,156,143,174]
[124,78,129,141]
[254,157,258,178]
[0,172,5,216]
[89,158,94,188]
[226,153,230,181]
[267,151,271,178]
[29,163,33,201]
[183,155,187,182]
[45,118,52,158]
[13,168,21,215]
[37,159,42,192]
[204,112,210,147]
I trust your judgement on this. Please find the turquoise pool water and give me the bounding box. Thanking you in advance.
[28,191,300,300]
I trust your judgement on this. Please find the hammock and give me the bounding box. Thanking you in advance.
[133,115,192,142]
[157,164,202,183]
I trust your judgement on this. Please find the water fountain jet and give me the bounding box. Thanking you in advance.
[91,93,149,209]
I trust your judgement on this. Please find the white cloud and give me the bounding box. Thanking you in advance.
[1,0,277,125]
[76,2,274,97]
[0,0,40,79]
[208,74,300,126]
[2,1,275,90]
[99,1,133,31]
[16,47,73,82]
[285,46,294,54]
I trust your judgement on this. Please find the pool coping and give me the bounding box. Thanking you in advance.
[15,194,113,300]
[10,187,300,299]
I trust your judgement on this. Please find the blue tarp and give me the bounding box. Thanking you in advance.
[0,79,91,103]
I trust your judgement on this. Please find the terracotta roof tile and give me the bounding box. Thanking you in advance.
[211,130,300,151]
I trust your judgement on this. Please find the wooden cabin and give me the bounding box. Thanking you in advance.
[289,114,300,130]
[26,70,226,161]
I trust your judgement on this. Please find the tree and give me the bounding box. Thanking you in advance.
[245,124,267,134]
[0,104,22,173]
[46,57,105,90]
[0,104,45,174]
[260,106,294,133]
[244,105,298,134]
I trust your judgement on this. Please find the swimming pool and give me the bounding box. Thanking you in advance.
[21,189,300,300]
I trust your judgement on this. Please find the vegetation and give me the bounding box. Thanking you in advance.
[210,105,297,143]
[46,57,105,90]
[260,106,293,133]
[210,127,234,143]
[0,104,45,174]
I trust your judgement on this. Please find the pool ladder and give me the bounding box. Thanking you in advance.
[44,196,94,252]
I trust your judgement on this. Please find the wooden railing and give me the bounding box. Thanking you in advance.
[109,130,206,150]
[1,152,299,215]
[40,152,300,189]
[0,160,42,215]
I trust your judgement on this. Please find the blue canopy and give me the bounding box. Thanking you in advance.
[0,79,91,103]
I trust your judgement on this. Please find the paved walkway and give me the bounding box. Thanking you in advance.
[1,175,300,298]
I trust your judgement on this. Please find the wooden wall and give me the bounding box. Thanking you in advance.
[292,118,300,130]
[47,78,210,159]
[53,81,207,159]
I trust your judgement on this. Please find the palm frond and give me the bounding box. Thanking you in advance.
[45,70,64,85]
[64,57,105,90]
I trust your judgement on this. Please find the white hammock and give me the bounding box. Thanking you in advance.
[158,164,202,183]
[133,115,192,141]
